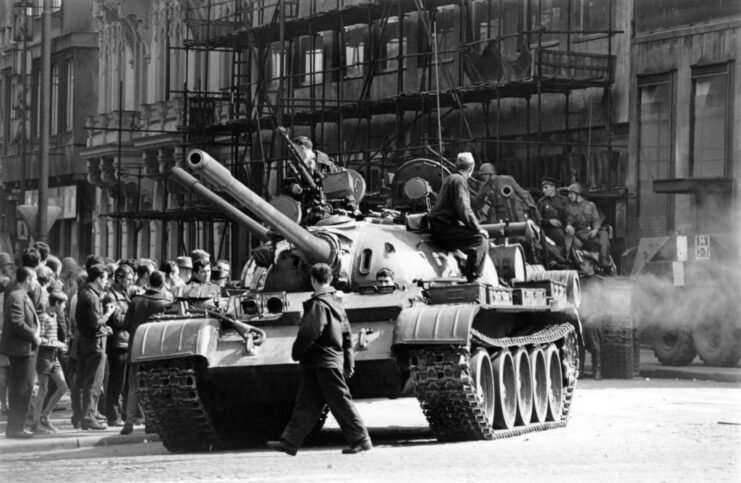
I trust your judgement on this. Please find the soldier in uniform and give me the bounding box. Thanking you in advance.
[564,183,611,267]
[174,258,221,309]
[283,136,338,225]
[537,176,568,264]
[473,163,538,224]
[428,153,489,282]
[578,253,605,380]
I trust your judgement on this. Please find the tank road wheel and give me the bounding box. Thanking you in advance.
[653,328,696,366]
[529,347,548,423]
[545,344,564,422]
[693,319,741,367]
[491,350,517,430]
[512,348,533,426]
[470,348,496,427]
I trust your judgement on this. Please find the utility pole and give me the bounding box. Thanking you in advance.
[38,0,51,240]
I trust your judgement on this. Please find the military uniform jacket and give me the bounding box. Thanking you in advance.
[291,287,353,369]
[428,172,482,232]
[0,286,39,357]
[565,199,601,234]
[537,194,568,227]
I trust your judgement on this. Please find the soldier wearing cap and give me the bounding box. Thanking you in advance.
[564,183,611,267]
[473,163,538,224]
[577,252,605,380]
[428,152,489,282]
[537,177,568,261]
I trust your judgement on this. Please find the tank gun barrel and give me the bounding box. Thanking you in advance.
[186,149,334,264]
[170,166,270,242]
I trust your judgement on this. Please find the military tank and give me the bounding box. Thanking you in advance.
[130,148,583,452]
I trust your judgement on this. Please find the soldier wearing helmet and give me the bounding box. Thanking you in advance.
[473,163,538,224]
[564,183,611,266]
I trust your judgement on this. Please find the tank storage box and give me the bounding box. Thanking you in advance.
[487,286,514,306]
[513,279,566,301]
[426,281,488,305]
[512,288,548,307]
[322,171,355,199]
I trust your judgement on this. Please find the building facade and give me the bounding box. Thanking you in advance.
[0,0,98,259]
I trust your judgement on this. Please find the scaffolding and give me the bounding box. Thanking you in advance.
[93,0,624,262]
[174,0,622,197]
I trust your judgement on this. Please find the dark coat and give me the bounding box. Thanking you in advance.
[291,287,353,369]
[0,286,40,357]
[428,171,482,232]
[123,288,173,341]
[76,282,108,339]
[106,284,131,351]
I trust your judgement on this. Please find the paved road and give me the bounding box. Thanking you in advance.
[2,378,739,483]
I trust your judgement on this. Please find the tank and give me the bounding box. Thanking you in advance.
[130,150,584,452]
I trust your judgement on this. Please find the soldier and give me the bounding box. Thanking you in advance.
[564,183,611,267]
[283,136,340,225]
[174,258,221,308]
[428,153,489,282]
[473,163,538,224]
[537,176,568,263]
[267,263,371,455]
[578,253,605,380]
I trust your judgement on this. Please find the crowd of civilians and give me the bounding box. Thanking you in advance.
[0,242,231,438]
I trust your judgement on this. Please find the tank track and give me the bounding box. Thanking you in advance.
[409,323,577,441]
[136,357,222,452]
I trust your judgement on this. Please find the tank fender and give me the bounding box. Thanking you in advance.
[129,317,220,364]
[393,305,479,345]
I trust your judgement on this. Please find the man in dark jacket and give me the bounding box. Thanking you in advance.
[428,152,489,282]
[0,267,41,438]
[104,264,134,426]
[76,263,115,430]
[267,263,371,455]
[120,271,172,435]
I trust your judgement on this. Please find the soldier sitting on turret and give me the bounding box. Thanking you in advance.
[564,183,611,268]
[473,163,538,224]
[537,176,569,264]
[281,137,331,223]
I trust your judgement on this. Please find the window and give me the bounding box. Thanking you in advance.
[304,48,323,85]
[473,0,521,53]
[380,17,408,71]
[65,59,74,131]
[571,0,614,35]
[50,63,59,135]
[691,65,729,178]
[268,45,285,90]
[637,75,674,237]
[344,25,366,78]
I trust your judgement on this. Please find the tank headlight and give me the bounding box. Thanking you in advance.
[265,295,285,314]
[241,297,260,315]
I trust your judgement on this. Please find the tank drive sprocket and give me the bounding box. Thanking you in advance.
[136,357,222,452]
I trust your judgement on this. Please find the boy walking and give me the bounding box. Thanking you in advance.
[267,263,371,455]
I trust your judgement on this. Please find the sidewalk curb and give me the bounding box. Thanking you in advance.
[638,367,741,383]
[2,432,161,454]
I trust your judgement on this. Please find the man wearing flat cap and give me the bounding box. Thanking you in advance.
[564,183,611,267]
[537,177,568,263]
[428,152,489,282]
